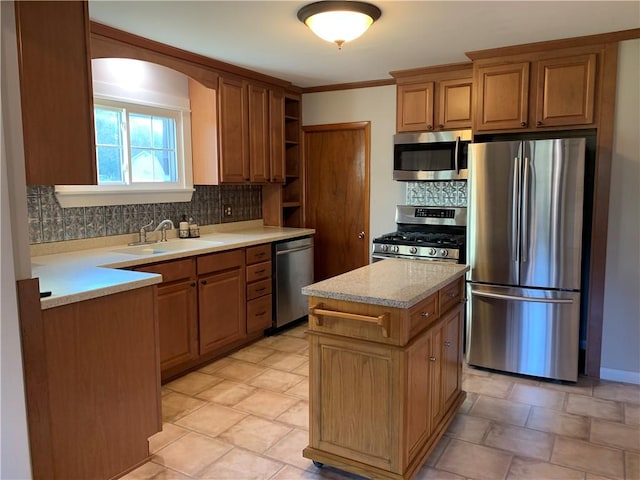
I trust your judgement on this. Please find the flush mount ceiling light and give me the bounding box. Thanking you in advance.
[297,1,382,50]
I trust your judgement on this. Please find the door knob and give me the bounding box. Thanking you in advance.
[358,231,365,239]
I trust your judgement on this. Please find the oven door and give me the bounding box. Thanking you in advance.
[393,130,471,181]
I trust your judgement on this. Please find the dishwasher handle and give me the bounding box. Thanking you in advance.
[276,245,312,255]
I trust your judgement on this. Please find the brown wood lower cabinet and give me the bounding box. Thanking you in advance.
[304,277,465,480]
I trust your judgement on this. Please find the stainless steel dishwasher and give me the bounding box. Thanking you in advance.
[273,236,314,329]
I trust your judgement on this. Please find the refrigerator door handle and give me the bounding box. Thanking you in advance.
[512,157,521,263]
[521,155,531,262]
[472,290,574,304]
[454,136,460,173]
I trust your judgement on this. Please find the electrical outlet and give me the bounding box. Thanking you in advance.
[223,204,232,217]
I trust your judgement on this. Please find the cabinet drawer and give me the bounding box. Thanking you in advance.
[439,277,464,314]
[408,293,439,338]
[197,249,244,275]
[246,244,271,264]
[247,278,272,300]
[246,261,271,283]
[247,295,272,333]
[134,258,195,283]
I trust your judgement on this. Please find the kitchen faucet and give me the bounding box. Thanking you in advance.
[152,219,175,242]
[129,219,175,245]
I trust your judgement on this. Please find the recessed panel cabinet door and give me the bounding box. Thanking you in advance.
[15,1,97,185]
[218,76,249,183]
[269,88,286,183]
[437,78,473,130]
[248,83,270,183]
[396,82,434,132]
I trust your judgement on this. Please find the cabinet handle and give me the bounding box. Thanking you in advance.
[438,124,444,129]
[427,124,433,131]
[201,280,207,285]
[256,252,266,257]
[255,269,266,274]
[444,341,452,347]
[448,292,457,298]
[310,303,390,338]
[429,356,437,362]
[358,231,365,239]
[421,311,430,318]
[190,282,196,288]
[536,121,543,127]
[255,287,266,292]
[520,122,527,127]
[256,311,267,316]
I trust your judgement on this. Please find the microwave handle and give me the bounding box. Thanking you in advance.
[454,136,460,173]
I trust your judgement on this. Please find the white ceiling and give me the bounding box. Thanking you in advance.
[88,1,640,88]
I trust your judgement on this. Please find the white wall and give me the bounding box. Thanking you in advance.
[1,1,33,477]
[601,39,640,384]
[302,86,405,245]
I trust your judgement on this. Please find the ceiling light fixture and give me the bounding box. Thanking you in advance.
[297,1,382,50]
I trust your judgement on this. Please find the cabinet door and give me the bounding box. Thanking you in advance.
[157,280,198,371]
[535,54,596,128]
[198,267,246,354]
[189,78,220,185]
[15,1,96,185]
[248,83,270,183]
[269,89,286,183]
[429,322,445,428]
[396,82,434,132]
[475,62,530,131]
[437,78,472,130]
[406,330,431,459]
[442,305,462,409]
[218,76,249,183]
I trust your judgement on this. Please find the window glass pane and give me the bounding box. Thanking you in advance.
[129,113,153,148]
[97,146,125,184]
[152,116,176,150]
[94,107,125,184]
[94,107,122,146]
[130,148,169,182]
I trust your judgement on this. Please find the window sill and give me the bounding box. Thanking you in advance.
[54,186,194,208]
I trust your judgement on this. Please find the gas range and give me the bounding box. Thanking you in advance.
[372,206,466,263]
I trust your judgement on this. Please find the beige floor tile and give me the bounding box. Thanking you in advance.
[215,359,268,382]
[217,415,292,453]
[593,382,640,405]
[230,344,277,364]
[483,424,554,460]
[551,436,624,479]
[627,451,640,480]
[286,376,309,400]
[234,389,300,419]
[197,356,235,375]
[625,403,640,425]
[425,436,451,467]
[526,406,590,440]
[195,380,256,406]
[539,376,595,397]
[264,428,311,470]
[585,474,616,480]
[469,395,531,426]
[149,423,190,454]
[165,371,224,396]
[413,465,466,480]
[463,363,492,377]
[506,456,585,480]
[566,394,624,422]
[248,369,306,393]
[444,413,491,444]
[175,403,246,437]
[508,383,566,410]
[120,461,192,480]
[280,323,308,338]
[276,400,309,430]
[292,361,309,377]
[590,418,640,452]
[458,392,478,414]
[260,335,308,353]
[162,391,207,423]
[197,447,284,479]
[435,438,513,480]
[152,432,232,477]
[260,351,308,372]
[269,464,358,479]
[463,374,514,399]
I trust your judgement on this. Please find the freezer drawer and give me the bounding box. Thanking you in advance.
[466,284,580,381]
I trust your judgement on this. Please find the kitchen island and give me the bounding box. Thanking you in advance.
[302,259,469,480]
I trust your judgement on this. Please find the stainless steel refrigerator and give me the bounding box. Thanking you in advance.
[466,138,585,382]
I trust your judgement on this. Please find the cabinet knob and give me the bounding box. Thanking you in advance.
[536,121,543,127]
[358,231,365,239]
[429,356,437,362]
[520,122,527,127]
[190,282,196,288]
[427,125,433,131]
[438,124,444,129]
[448,292,457,298]
[421,311,430,318]
[444,341,452,347]
[201,280,207,285]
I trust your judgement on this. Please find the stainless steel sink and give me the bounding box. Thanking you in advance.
[111,239,223,256]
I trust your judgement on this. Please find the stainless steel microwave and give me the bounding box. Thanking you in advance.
[393,129,472,181]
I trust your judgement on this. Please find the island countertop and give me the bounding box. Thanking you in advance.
[302,258,469,309]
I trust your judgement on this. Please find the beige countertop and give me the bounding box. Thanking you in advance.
[32,220,314,310]
[302,259,469,309]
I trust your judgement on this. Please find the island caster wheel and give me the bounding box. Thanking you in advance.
[312,460,324,468]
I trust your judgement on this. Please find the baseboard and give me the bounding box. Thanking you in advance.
[600,367,640,385]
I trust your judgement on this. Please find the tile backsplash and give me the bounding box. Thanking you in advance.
[405,181,467,207]
[27,185,262,244]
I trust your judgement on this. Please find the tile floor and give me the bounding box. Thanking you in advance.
[124,323,640,480]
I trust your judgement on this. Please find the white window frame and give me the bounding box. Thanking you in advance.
[56,95,193,208]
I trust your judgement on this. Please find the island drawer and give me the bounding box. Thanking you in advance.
[439,277,464,314]
[408,292,439,338]
[246,244,271,265]
[246,261,271,283]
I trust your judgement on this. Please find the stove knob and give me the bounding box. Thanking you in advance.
[392,245,400,253]
[428,248,437,256]
[410,247,418,254]
[440,249,449,257]
[381,245,389,252]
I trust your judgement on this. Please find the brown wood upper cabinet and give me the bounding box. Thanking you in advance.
[219,76,250,182]
[15,0,97,185]
[473,52,598,132]
[391,63,472,133]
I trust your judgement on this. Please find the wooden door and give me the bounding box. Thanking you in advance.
[475,62,530,131]
[406,330,431,459]
[396,82,435,132]
[269,88,286,183]
[304,122,370,281]
[248,83,270,183]
[442,305,462,409]
[437,78,473,130]
[535,54,596,128]
[218,76,249,183]
[429,321,445,428]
